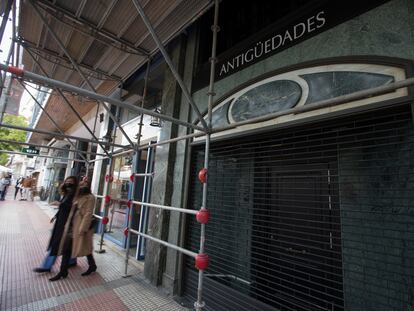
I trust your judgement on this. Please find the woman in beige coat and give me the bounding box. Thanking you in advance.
[50,180,97,281]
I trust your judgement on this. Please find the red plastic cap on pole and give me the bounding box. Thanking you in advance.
[195,253,209,270]
[196,208,210,224]
[130,174,135,182]
[123,227,129,236]
[105,175,113,183]
[127,200,132,208]
[102,216,109,225]
[8,66,24,77]
[198,168,208,183]
[104,195,111,204]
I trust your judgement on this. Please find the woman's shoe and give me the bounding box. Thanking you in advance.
[81,265,97,276]
[49,271,68,281]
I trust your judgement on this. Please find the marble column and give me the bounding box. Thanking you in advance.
[144,34,190,288]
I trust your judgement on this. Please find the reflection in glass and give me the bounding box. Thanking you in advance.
[230,80,301,122]
[107,154,133,244]
[211,101,231,128]
[301,72,395,105]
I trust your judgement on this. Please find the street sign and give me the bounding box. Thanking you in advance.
[21,147,40,156]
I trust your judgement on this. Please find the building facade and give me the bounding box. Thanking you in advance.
[138,0,414,310]
[20,0,414,310]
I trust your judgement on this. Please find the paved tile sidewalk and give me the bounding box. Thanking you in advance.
[0,195,189,311]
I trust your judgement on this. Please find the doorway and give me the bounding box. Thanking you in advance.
[251,162,343,310]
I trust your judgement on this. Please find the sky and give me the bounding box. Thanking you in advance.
[1,1,35,121]
[0,4,13,65]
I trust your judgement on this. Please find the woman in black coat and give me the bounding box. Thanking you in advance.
[33,176,78,272]
[48,176,78,256]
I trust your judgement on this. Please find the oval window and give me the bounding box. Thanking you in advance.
[230,80,301,122]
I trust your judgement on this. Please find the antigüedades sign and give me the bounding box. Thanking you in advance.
[193,0,389,91]
[219,11,326,77]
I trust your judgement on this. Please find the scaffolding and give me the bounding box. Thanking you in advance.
[2,1,414,310]
[0,1,218,309]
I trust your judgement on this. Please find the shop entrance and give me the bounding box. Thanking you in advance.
[104,147,155,257]
[47,164,67,202]
[106,153,135,247]
[184,113,346,310]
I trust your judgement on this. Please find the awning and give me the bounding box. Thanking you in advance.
[18,0,212,143]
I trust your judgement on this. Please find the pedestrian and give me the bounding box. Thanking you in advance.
[50,179,97,281]
[0,174,11,200]
[33,176,79,273]
[0,174,6,200]
[14,176,23,200]
[20,175,33,201]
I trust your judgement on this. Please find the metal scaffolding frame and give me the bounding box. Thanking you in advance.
[28,0,136,150]
[124,59,151,277]
[19,81,89,163]
[0,137,105,157]
[19,39,122,82]
[95,101,121,254]
[35,0,149,56]
[0,122,132,149]
[0,149,87,163]
[2,1,414,310]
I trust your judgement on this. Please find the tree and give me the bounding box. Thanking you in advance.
[0,114,28,165]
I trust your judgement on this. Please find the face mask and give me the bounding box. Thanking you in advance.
[79,186,89,195]
[63,183,75,192]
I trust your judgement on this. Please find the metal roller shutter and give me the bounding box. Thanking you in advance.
[183,104,414,311]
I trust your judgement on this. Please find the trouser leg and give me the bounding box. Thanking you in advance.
[42,250,56,269]
[86,254,96,267]
[60,239,72,274]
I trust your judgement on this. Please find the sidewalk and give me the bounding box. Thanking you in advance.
[0,194,189,311]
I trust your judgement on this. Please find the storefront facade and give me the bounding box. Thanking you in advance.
[142,0,414,310]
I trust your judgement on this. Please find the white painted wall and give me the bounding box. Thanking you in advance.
[66,106,102,138]
[116,114,161,146]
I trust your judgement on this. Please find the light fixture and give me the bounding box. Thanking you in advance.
[150,107,163,127]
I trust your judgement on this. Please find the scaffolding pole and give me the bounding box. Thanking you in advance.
[0,39,14,122]
[194,1,219,309]
[1,66,411,156]
[129,228,198,258]
[0,149,87,162]
[19,81,89,163]
[0,138,106,157]
[95,154,113,254]
[0,122,130,149]
[90,126,206,164]
[0,64,205,132]
[11,0,16,67]
[124,59,151,277]
[212,77,414,134]
[96,101,122,253]
[129,200,198,215]
[29,0,137,148]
